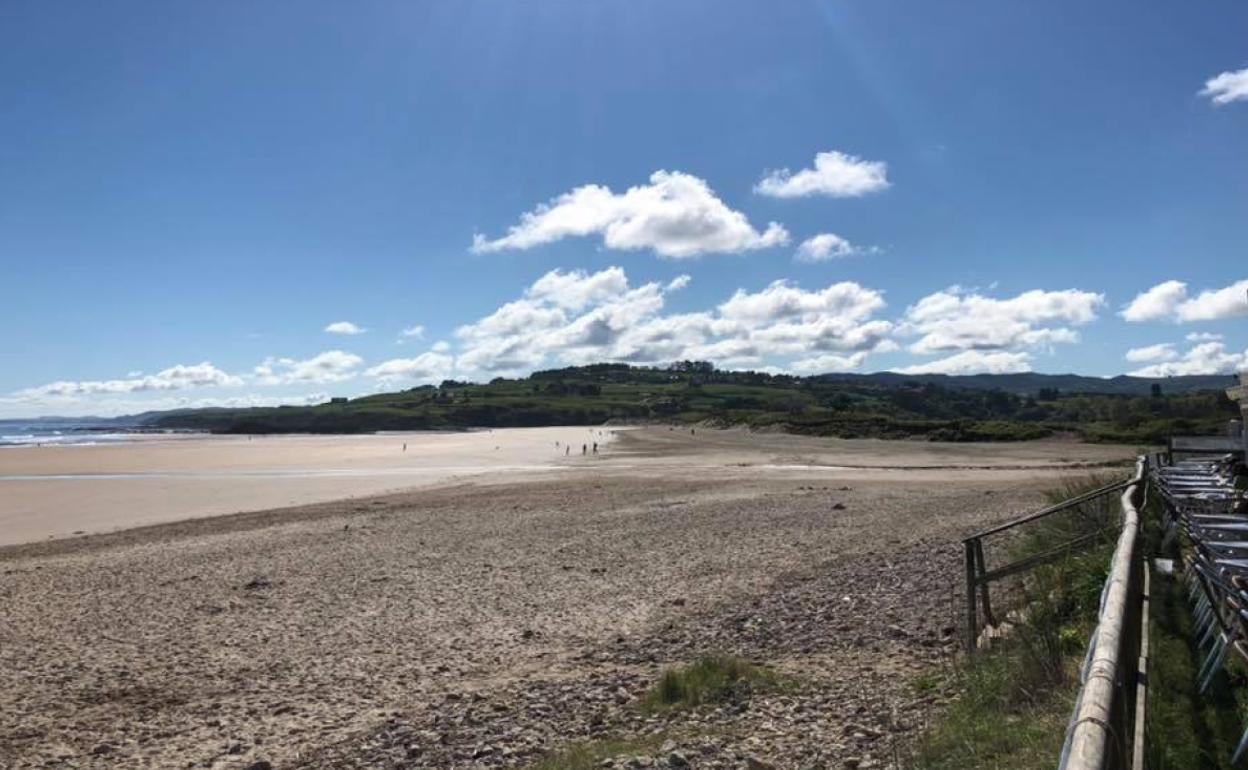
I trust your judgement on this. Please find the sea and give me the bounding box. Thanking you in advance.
[0,419,171,448]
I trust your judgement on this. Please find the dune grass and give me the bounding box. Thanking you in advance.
[529,735,666,770]
[640,654,790,713]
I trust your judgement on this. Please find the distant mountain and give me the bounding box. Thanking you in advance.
[818,372,1237,397]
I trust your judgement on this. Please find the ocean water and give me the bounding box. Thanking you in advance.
[0,419,156,448]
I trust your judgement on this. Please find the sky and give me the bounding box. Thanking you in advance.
[0,0,1245,418]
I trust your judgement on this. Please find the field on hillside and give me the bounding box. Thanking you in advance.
[150,363,1239,443]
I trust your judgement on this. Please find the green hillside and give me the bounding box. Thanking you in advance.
[147,362,1240,444]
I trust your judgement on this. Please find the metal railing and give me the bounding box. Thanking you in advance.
[1058,457,1147,770]
[960,458,1149,770]
[962,474,1136,653]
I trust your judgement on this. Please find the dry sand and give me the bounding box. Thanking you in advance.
[0,427,1139,769]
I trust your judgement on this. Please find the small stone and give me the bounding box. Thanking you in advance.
[244,762,273,770]
[667,751,690,768]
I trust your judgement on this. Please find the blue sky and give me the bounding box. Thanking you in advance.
[1,0,1245,417]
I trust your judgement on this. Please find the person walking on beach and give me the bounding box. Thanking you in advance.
[565,445,570,456]
[402,442,407,452]
[592,442,598,454]
[582,444,587,455]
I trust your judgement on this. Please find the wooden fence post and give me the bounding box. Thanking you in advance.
[965,538,979,654]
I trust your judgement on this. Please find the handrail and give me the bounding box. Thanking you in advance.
[1059,456,1147,770]
[963,473,1134,651]
[966,477,1133,541]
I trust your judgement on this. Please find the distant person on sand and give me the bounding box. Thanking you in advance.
[565,446,570,456]
[582,444,587,455]
[402,443,407,452]
[592,442,598,454]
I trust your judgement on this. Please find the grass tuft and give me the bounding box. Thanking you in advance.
[529,735,666,770]
[640,655,788,712]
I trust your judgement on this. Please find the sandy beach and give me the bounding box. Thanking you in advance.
[0,427,621,546]
[0,427,1139,769]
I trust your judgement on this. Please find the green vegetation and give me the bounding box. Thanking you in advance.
[529,656,782,768]
[530,735,666,770]
[911,477,1121,769]
[1140,495,1248,769]
[640,655,789,713]
[147,362,1238,444]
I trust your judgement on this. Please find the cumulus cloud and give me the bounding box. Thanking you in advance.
[452,267,894,376]
[471,171,788,259]
[899,286,1102,355]
[254,350,364,385]
[364,352,454,383]
[17,363,243,398]
[1,390,334,419]
[1187,332,1223,342]
[794,233,861,262]
[325,321,367,335]
[894,350,1033,375]
[1122,279,1248,323]
[1201,67,1248,105]
[1129,342,1248,377]
[1124,343,1178,363]
[790,352,870,373]
[400,325,426,339]
[754,150,890,199]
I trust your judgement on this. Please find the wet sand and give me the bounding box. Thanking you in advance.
[0,427,618,546]
[0,427,1140,768]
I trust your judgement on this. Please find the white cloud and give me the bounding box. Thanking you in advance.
[900,287,1102,355]
[17,362,244,398]
[1122,279,1248,323]
[794,233,860,262]
[719,280,885,324]
[754,150,890,199]
[1124,343,1177,363]
[471,170,789,259]
[453,267,894,376]
[325,321,367,335]
[1201,67,1248,105]
[431,340,451,353]
[364,352,454,383]
[0,390,334,419]
[400,325,426,339]
[1129,342,1248,377]
[254,350,364,385]
[526,266,631,310]
[1187,331,1223,342]
[894,350,1034,375]
[667,274,692,291]
[790,352,870,373]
